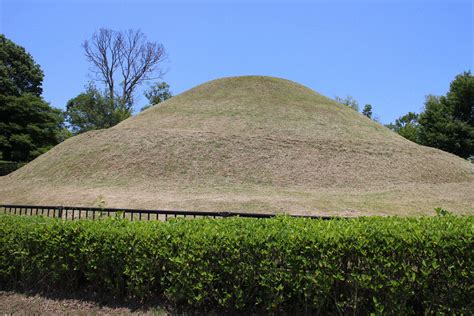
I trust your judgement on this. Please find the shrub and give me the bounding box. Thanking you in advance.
[0,214,472,313]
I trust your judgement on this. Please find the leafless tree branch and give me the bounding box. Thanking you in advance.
[82,28,166,111]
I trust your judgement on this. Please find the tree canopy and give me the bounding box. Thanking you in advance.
[418,95,473,158]
[0,94,66,161]
[389,71,473,158]
[0,34,43,97]
[388,112,419,143]
[0,35,66,162]
[141,81,172,111]
[65,84,130,134]
[445,71,473,125]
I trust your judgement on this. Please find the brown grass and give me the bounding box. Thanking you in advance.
[0,291,167,315]
[1,76,473,215]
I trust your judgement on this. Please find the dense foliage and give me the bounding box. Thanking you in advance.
[0,94,66,161]
[0,214,472,314]
[389,71,474,158]
[0,35,68,161]
[0,34,43,97]
[417,95,472,157]
[0,161,26,176]
[65,84,130,134]
[386,112,419,143]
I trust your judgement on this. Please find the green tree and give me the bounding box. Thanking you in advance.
[65,84,130,134]
[418,95,473,158]
[141,81,172,111]
[445,71,473,125]
[0,35,67,162]
[335,95,359,111]
[0,35,43,97]
[387,71,473,158]
[362,104,373,119]
[0,94,65,161]
[388,112,420,143]
[417,72,473,158]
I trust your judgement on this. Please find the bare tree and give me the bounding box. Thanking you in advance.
[83,28,166,111]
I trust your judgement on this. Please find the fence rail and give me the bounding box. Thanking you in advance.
[0,204,336,221]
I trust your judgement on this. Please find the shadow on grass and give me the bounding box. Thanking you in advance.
[1,284,170,314]
[0,285,276,315]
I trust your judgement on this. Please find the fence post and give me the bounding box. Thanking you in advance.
[58,206,63,219]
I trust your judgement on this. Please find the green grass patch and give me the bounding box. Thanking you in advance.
[0,214,472,314]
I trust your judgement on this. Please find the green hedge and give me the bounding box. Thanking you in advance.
[0,214,472,314]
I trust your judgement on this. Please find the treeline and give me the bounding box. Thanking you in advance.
[386,72,473,159]
[336,72,473,159]
[0,35,68,162]
[0,30,171,164]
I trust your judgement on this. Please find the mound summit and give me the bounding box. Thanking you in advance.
[1,76,473,215]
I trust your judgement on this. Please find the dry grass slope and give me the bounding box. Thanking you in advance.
[1,76,473,215]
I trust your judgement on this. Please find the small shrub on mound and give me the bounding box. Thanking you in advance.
[0,214,472,314]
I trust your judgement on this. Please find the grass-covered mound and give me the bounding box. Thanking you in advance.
[1,214,472,314]
[1,76,473,215]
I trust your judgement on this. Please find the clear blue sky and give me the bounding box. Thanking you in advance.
[1,0,472,123]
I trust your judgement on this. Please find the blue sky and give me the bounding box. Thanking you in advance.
[1,0,472,123]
